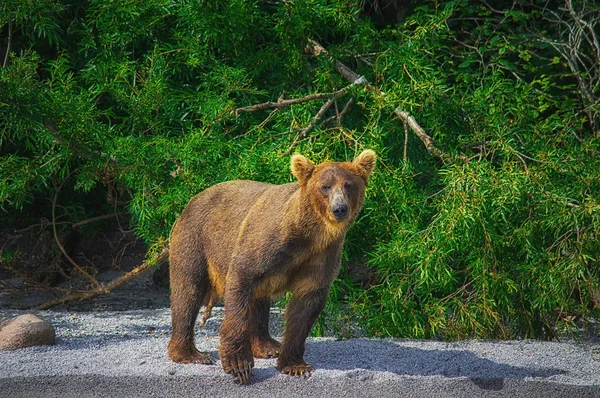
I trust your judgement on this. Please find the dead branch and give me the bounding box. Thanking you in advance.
[394,109,449,161]
[235,77,365,117]
[320,98,354,128]
[306,39,464,163]
[34,249,168,310]
[531,1,600,132]
[237,72,366,157]
[235,88,349,116]
[277,78,365,157]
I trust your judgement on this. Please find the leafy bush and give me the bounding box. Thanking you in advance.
[1,0,598,339]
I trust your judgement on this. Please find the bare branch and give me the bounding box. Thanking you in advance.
[238,72,366,157]
[235,80,364,116]
[320,98,354,128]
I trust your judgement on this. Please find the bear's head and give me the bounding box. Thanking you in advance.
[291,150,376,226]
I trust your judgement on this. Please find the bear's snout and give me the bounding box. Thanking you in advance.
[332,202,348,221]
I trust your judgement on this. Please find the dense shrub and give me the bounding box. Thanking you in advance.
[1,0,598,339]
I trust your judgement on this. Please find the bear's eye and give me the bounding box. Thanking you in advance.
[321,184,331,193]
[344,182,355,190]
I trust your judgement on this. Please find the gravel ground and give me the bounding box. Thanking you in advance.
[1,273,600,397]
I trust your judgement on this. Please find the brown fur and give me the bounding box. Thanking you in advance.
[168,150,376,383]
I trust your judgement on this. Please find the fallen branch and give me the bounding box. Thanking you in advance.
[306,39,465,163]
[235,79,364,116]
[34,249,168,310]
[237,72,366,157]
[394,109,448,161]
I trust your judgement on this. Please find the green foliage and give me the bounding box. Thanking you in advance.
[1,0,599,339]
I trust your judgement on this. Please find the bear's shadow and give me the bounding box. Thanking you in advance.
[251,338,565,390]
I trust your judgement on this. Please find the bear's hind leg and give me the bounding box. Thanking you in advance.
[168,254,214,365]
[249,297,281,359]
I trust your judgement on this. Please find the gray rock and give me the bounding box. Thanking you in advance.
[0,314,55,350]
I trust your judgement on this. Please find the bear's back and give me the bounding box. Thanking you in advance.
[172,180,299,274]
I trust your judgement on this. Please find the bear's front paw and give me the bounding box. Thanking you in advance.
[220,345,254,384]
[278,363,314,377]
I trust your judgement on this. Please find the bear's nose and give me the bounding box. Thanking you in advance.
[332,204,348,221]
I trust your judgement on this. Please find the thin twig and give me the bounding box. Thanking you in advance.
[403,119,408,162]
[3,17,12,68]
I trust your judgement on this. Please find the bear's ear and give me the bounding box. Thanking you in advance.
[291,154,315,185]
[352,149,376,181]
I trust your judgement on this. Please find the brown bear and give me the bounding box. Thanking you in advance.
[168,149,376,383]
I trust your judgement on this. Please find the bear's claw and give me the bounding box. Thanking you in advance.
[251,337,281,359]
[222,352,254,384]
[280,363,314,377]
